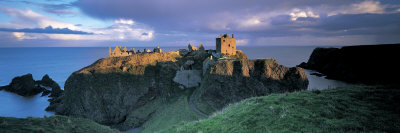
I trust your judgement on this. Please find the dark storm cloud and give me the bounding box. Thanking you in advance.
[73,0,400,36]
[73,0,369,31]
[0,26,92,34]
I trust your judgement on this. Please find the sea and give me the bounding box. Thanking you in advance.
[0,47,348,118]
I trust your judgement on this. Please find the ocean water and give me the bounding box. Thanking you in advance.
[0,46,348,118]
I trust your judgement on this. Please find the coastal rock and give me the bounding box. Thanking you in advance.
[38,74,63,97]
[0,73,43,96]
[195,59,308,111]
[298,44,400,85]
[54,53,182,125]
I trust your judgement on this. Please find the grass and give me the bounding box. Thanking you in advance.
[162,86,400,133]
[0,115,118,133]
[124,88,205,133]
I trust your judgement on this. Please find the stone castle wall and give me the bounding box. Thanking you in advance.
[216,34,236,55]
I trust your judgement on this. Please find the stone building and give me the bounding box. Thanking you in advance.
[199,43,205,51]
[188,43,198,52]
[109,46,135,57]
[216,34,236,55]
[153,46,162,53]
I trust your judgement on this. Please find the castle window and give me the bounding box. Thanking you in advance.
[223,40,225,42]
[228,44,230,47]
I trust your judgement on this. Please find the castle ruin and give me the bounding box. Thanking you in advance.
[216,34,236,55]
[109,45,162,57]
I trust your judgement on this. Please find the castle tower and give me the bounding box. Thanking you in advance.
[216,33,236,55]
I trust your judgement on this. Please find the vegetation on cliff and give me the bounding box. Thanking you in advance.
[0,115,118,133]
[55,52,184,125]
[193,59,308,115]
[49,50,309,132]
[163,86,400,133]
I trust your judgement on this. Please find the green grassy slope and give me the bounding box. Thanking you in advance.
[0,115,118,133]
[163,86,400,133]
[120,88,205,133]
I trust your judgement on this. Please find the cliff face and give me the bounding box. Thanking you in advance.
[54,53,182,125]
[195,59,308,111]
[298,44,400,85]
[52,50,309,130]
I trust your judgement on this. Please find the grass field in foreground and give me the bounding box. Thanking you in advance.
[163,86,400,133]
[0,115,118,133]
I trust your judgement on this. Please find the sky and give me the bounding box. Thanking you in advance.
[0,0,400,47]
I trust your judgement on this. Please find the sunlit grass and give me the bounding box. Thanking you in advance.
[162,86,400,133]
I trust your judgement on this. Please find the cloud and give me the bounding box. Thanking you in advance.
[2,0,400,46]
[1,8,80,30]
[114,19,134,25]
[0,26,92,34]
[21,1,75,15]
[0,8,154,41]
[289,8,320,21]
[236,39,249,46]
[12,32,39,40]
[328,0,386,16]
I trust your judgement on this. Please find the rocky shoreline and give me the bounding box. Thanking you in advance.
[298,44,400,86]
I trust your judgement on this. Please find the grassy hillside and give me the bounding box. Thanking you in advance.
[163,86,400,132]
[0,115,118,133]
[118,88,205,133]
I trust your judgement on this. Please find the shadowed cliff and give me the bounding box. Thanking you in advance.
[298,44,400,85]
[51,52,183,125]
[193,59,308,114]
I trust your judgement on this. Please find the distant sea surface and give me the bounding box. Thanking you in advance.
[0,46,348,118]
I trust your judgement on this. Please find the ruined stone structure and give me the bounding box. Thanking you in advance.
[216,34,236,55]
[109,46,134,57]
[199,43,205,51]
[153,46,162,53]
[188,43,198,52]
[109,45,162,57]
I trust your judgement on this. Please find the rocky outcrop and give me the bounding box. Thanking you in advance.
[38,74,63,97]
[298,44,400,85]
[195,59,308,111]
[0,74,63,97]
[52,52,183,125]
[0,74,43,96]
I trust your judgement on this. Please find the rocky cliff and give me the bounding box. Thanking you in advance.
[50,50,309,131]
[52,52,183,125]
[193,59,308,113]
[298,44,400,85]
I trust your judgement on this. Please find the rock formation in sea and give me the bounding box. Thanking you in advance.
[0,74,63,97]
[298,44,400,85]
[0,73,43,96]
